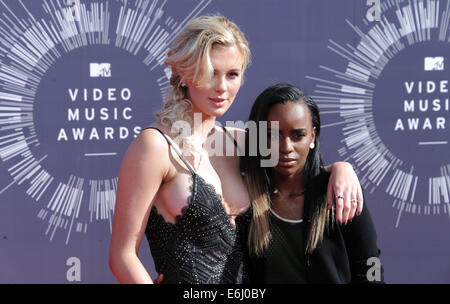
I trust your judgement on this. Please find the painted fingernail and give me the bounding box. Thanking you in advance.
[338,220,342,226]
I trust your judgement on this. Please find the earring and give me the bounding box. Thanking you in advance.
[309,142,315,149]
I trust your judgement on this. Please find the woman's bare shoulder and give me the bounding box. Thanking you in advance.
[221,126,246,149]
[121,126,170,173]
[222,126,245,133]
[135,127,167,151]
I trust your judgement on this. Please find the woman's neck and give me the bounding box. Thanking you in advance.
[271,170,305,221]
[272,170,304,195]
[190,112,217,143]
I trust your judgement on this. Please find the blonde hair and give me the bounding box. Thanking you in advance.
[246,173,335,256]
[155,15,250,160]
[244,170,272,256]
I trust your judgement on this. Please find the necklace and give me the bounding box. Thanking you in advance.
[194,151,203,171]
[272,188,305,198]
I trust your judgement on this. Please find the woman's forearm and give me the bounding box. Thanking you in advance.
[109,252,154,284]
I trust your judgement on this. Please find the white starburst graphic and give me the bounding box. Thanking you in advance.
[306,0,450,227]
[0,0,212,244]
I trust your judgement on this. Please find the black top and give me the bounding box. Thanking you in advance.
[249,210,307,283]
[247,171,384,284]
[144,127,251,284]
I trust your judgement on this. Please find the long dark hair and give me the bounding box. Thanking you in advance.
[241,83,333,255]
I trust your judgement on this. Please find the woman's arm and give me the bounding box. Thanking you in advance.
[324,162,363,225]
[109,129,169,284]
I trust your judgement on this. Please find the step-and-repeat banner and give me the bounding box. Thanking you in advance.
[0,0,449,283]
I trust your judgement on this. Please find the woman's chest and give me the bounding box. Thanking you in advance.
[153,154,249,224]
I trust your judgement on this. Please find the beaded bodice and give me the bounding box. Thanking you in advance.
[146,173,250,284]
[143,127,250,284]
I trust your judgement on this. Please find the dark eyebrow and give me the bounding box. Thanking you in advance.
[292,128,307,132]
[267,128,307,133]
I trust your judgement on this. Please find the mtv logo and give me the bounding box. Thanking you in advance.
[90,63,112,77]
[424,57,444,71]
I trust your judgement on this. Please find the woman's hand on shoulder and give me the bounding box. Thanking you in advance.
[326,161,363,225]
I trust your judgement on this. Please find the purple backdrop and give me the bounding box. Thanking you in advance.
[0,0,449,283]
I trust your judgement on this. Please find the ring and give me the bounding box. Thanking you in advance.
[335,195,344,199]
[351,198,359,203]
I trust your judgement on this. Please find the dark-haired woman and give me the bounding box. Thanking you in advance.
[241,84,384,283]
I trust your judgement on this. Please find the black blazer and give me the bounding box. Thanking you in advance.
[246,171,385,284]
[303,171,384,283]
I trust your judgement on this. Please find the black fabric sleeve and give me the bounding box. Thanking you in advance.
[341,195,385,284]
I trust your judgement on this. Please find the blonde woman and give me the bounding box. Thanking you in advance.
[109,16,363,284]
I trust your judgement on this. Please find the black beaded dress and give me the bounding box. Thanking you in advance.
[144,127,251,284]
